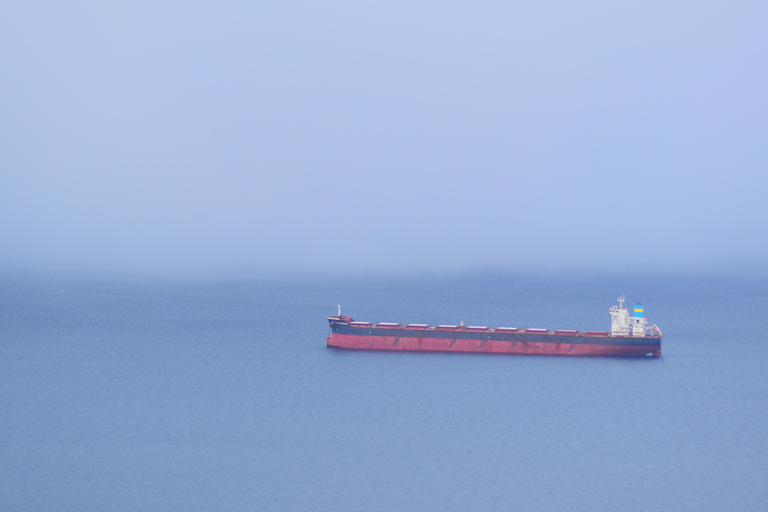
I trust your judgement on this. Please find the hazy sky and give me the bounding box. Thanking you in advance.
[2,1,766,278]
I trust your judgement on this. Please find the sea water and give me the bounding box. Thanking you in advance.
[1,273,767,511]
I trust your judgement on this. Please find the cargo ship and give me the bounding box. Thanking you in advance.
[327,296,662,357]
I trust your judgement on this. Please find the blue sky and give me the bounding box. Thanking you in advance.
[2,1,766,277]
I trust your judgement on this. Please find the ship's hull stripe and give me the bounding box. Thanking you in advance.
[327,333,661,356]
[330,324,661,348]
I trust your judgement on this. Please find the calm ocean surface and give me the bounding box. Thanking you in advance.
[1,273,767,511]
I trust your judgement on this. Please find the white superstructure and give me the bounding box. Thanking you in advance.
[610,295,631,336]
[610,295,650,337]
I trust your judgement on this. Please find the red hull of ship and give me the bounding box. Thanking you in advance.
[327,333,660,357]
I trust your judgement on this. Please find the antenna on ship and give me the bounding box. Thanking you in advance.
[617,295,625,309]
[337,304,341,316]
